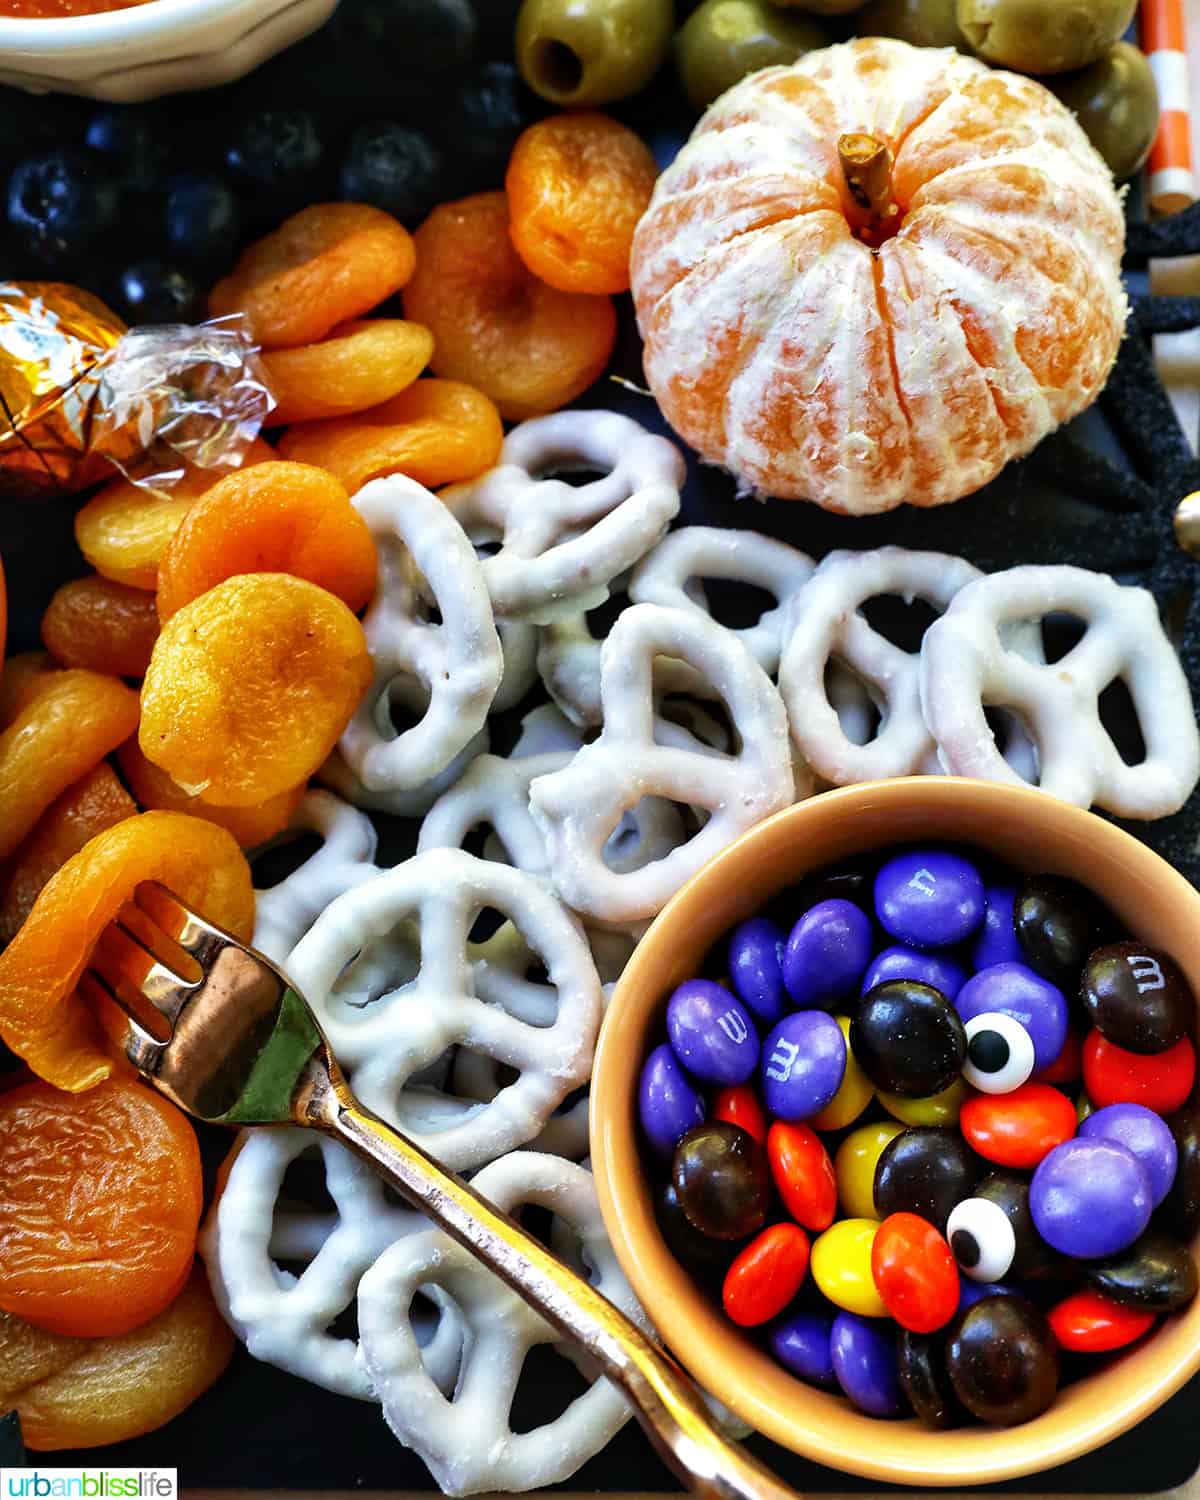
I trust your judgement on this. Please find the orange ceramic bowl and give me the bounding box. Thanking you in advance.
[590,778,1200,1487]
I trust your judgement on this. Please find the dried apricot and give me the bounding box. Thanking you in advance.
[0,553,6,664]
[140,574,371,807]
[41,574,159,677]
[117,738,303,849]
[209,203,417,350]
[507,113,657,295]
[0,670,139,861]
[0,1076,202,1337]
[155,461,377,621]
[0,810,254,1091]
[74,437,277,591]
[278,378,504,492]
[0,653,58,728]
[0,764,136,944]
[260,318,434,424]
[403,192,616,420]
[1,1266,233,1451]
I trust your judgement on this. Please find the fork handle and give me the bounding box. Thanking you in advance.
[298,1057,801,1500]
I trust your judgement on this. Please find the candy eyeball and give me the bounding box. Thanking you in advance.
[962,1012,1036,1095]
[947,1197,1017,1282]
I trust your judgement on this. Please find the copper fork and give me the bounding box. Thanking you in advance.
[79,880,802,1500]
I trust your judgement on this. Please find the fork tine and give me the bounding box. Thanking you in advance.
[133,881,238,967]
[90,920,198,1030]
[77,968,170,1073]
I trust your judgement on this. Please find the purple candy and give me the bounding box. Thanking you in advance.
[830,1312,906,1417]
[874,849,985,950]
[728,916,787,1025]
[861,944,968,1000]
[957,1279,1021,1311]
[1079,1103,1179,1207]
[761,1010,847,1120]
[970,885,1023,971]
[954,962,1069,1074]
[666,979,759,1086]
[638,1044,705,1158]
[783,899,873,1009]
[770,1311,837,1388]
[1031,1139,1154,1259]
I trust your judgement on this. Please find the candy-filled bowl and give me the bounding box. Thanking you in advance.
[590,776,1200,1488]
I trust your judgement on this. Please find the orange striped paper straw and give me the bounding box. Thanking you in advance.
[1142,0,1195,214]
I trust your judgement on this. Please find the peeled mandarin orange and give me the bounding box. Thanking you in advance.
[630,37,1126,514]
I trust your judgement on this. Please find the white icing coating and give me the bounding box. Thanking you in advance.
[339,473,503,795]
[441,411,684,624]
[284,850,603,1170]
[200,1128,464,1400]
[529,604,794,925]
[356,1153,647,1495]
[920,564,1200,818]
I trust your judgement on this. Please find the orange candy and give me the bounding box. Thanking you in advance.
[117,738,303,850]
[404,192,616,420]
[960,1082,1078,1169]
[722,1222,810,1328]
[870,1212,959,1333]
[140,573,371,807]
[278,378,504,493]
[0,669,140,861]
[0,1076,203,1337]
[260,318,434,424]
[5,1266,234,1451]
[507,113,657,295]
[767,1121,837,1232]
[0,763,136,944]
[41,574,159,677]
[0,810,255,1092]
[155,461,378,621]
[210,203,416,350]
[74,437,277,590]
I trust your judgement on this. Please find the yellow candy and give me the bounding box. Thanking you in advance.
[1077,1091,1094,1123]
[879,1076,968,1127]
[835,1121,903,1220]
[809,1015,873,1131]
[811,1218,886,1318]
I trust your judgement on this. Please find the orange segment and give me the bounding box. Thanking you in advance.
[260,319,434,424]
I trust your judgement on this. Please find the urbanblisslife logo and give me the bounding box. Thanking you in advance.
[0,1471,176,1498]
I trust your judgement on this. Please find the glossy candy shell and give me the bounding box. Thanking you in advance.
[1085,1232,1200,1313]
[770,1310,837,1388]
[830,1312,906,1417]
[872,1213,959,1332]
[898,1330,963,1428]
[811,1219,886,1318]
[1048,1290,1155,1353]
[673,1123,770,1241]
[851,981,967,1098]
[960,1084,1076,1169]
[713,1084,766,1145]
[835,1122,904,1221]
[873,1126,980,1231]
[809,1015,874,1131]
[874,849,984,950]
[1030,1139,1153,1259]
[1080,941,1194,1055]
[722,1223,811,1327]
[945,1296,1061,1427]
[1082,1031,1196,1115]
[768,1121,837,1232]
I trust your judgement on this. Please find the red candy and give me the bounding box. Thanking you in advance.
[960,1082,1076,1168]
[721,1222,811,1327]
[768,1121,837,1232]
[1082,1030,1196,1115]
[1048,1289,1155,1353]
[714,1084,767,1145]
[871,1213,959,1333]
[1036,1028,1082,1085]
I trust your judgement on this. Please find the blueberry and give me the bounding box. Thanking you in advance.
[330,0,475,72]
[442,61,541,191]
[0,89,85,168]
[6,147,120,267]
[163,172,240,270]
[112,260,199,324]
[225,109,324,194]
[339,123,441,226]
[84,109,167,194]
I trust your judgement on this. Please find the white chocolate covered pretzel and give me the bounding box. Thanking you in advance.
[200,1128,463,1400]
[920,565,1200,817]
[339,474,503,796]
[285,850,603,1170]
[253,790,379,964]
[441,411,684,624]
[357,1152,645,1495]
[529,604,794,925]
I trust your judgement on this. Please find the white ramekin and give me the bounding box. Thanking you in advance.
[0,0,336,101]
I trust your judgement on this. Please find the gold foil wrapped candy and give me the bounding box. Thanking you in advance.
[0,282,274,500]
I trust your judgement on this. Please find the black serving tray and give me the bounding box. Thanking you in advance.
[2,0,1200,1489]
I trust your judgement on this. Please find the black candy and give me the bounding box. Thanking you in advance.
[874,1127,980,1232]
[1162,1107,1200,1238]
[1080,941,1194,1055]
[850,981,966,1098]
[654,1180,738,1284]
[1014,874,1112,989]
[975,1171,1064,1281]
[898,1330,962,1428]
[945,1295,1060,1427]
[672,1122,769,1242]
[1086,1231,1199,1312]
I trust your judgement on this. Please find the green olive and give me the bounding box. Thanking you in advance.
[515,0,675,106]
[675,0,829,111]
[955,0,1137,75]
[856,0,967,48]
[773,0,868,14]
[1054,40,1159,180]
